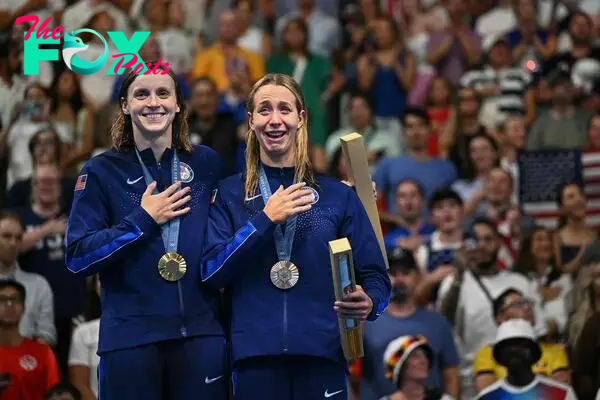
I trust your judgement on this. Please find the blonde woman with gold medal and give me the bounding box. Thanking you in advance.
[66,66,229,400]
[202,73,391,400]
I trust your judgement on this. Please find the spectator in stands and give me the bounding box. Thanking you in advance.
[0,83,71,190]
[505,0,557,69]
[0,280,60,399]
[475,319,577,400]
[587,112,600,149]
[275,0,342,59]
[440,87,489,179]
[45,383,81,400]
[328,147,350,181]
[452,134,499,203]
[382,335,456,400]
[141,0,195,75]
[362,249,459,400]
[383,179,436,254]
[414,188,464,305]
[267,17,332,148]
[437,218,547,399]
[426,0,481,87]
[13,162,85,377]
[498,116,526,204]
[4,128,75,210]
[191,9,265,93]
[425,76,454,156]
[374,107,458,222]
[235,0,272,56]
[464,167,534,267]
[339,0,382,64]
[326,92,399,170]
[356,16,415,140]
[68,275,100,400]
[461,35,536,130]
[49,70,93,177]
[514,226,572,339]
[527,72,592,150]
[473,288,571,394]
[555,181,598,274]
[187,77,243,174]
[0,210,55,345]
[0,35,26,131]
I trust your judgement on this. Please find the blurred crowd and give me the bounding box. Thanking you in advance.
[0,0,599,399]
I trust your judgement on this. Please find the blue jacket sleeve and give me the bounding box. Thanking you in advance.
[340,187,391,321]
[65,164,159,276]
[201,183,276,289]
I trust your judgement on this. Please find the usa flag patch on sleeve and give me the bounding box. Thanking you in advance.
[210,188,218,204]
[75,174,88,191]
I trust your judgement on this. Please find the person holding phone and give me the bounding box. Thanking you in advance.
[201,72,391,400]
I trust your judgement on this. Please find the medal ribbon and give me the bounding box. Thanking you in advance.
[135,148,181,254]
[258,165,298,261]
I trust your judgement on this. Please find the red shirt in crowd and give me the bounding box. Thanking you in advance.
[0,338,60,400]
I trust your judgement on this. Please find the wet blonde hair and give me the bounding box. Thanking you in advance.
[110,65,192,153]
[244,73,315,198]
[568,262,600,347]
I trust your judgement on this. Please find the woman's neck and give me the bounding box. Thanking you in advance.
[33,202,60,219]
[533,261,549,276]
[400,380,425,400]
[439,228,462,243]
[463,118,480,133]
[566,217,586,230]
[0,260,17,276]
[260,149,295,168]
[503,147,517,163]
[134,129,173,161]
[477,167,492,180]
[0,327,22,347]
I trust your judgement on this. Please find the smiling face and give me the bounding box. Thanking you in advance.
[248,84,304,165]
[123,73,180,138]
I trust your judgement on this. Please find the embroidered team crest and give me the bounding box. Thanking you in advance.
[19,355,38,371]
[210,188,218,204]
[75,174,87,191]
[304,187,319,204]
[180,162,194,183]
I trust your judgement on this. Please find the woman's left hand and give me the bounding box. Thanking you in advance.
[334,285,373,320]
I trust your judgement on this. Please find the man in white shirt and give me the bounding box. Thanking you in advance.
[437,218,547,400]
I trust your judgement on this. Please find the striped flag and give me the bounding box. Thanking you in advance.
[519,149,600,228]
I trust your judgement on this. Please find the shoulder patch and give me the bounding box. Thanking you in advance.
[210,188,218,204]
[180,162,194,183]
[75,174,87,191]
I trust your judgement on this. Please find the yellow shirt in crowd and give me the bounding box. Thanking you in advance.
[473,342,570,379]
[191,44,265,92]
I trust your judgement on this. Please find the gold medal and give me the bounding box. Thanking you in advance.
[158,252,187,282]
[270,261,299,290]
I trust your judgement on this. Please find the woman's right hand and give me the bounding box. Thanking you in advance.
[263,182,314,224]
[141,181,191,224]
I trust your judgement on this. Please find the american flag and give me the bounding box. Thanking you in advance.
[519,149,600,229]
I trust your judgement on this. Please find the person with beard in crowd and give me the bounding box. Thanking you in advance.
[475,319,577,399]
[437,218,548,399]
[381,335,456,400]
[361,248,460,400]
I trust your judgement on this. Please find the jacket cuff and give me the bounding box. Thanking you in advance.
[364,286,391,321]
[126,207,160,235]
[249,211,276,237]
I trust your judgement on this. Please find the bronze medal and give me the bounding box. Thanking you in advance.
[158,252,187,282]
[270,261,299,290]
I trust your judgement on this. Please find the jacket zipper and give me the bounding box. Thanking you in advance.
[158,160,187,337]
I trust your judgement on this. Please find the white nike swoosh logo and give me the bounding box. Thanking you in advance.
[127,176,143,185]
[204,375,223,384]
[324,389,343,398]
[244,194,261,201]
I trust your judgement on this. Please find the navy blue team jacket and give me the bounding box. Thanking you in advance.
[201,165,391,365]
[66,145,227,355]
